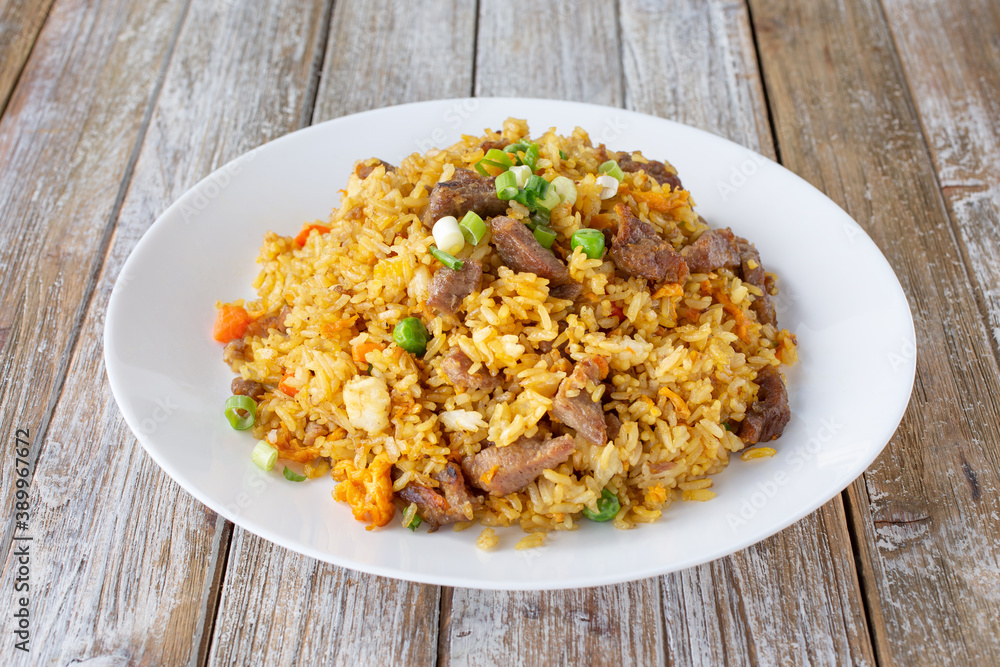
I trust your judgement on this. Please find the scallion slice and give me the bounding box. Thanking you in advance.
[559,149,568,160]
[429,245,464,270]
[511,188,537,209]
[571,228,606,259]
[550,176,578,206]
[459,211,487,245]
[536,184,561,211]
[524,174,549,198]
[251,441,278,471]
[522,143,539,170]
[533,224,557,249]
[225,395,256,430]
[283,466,307,482]
[504,141,539,170]
[475,148,515,177]
[599,159,625,182]
[495,170,518,200]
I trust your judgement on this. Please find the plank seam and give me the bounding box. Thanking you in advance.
[0,0,195,571]
[841,487,885,667]
[0,0,57,120]
[875,0,1000,372]
[305,0,338,127]
[470,0,481,96]
[742,0,783,164]
[196,518,234,667]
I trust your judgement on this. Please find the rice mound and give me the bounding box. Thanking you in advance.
[221,118,797,539]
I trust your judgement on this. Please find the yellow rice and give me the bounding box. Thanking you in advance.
[221,118,798,539]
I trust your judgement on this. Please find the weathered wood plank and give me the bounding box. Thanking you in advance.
[440,4,666,665]
[883,0,1000,354]
[0,0,188,575]
[622,2,875,665]
[748,0,1000,663]
[0,0,330,664]
[0,0,55,115]
[208,2,477,664]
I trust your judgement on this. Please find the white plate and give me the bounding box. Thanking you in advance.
[104,98,915,590]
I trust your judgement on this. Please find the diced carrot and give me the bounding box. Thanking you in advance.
[279,371,298,397]
[632,189,688,213]
[714,289,751,342]
[213,304,252,343]
[352,341,383,365]
[658,386,691,420]
[294,223,331,247]
[651,283,684,300]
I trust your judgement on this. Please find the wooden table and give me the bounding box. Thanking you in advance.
[2,0,998,663]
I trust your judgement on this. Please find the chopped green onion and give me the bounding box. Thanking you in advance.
[475,148,515,177]
[522,143,539,170]
[495,170,519,200]
[429,245,464,270]
[509,164,532,188]
[550,176,578,206]
[599,160,625,182]
[536,183,562,211]
[393,317,430,356]
[503,142,528,153]
[524,174,549,198]
[530,207,551,225]
[582,488,620,522]
[225,395,256,430]
[571,228,606,259]
[511,188,537,209]
[559,149,568,160]
[402,502,423,531]
[251,441,278,471]
[533,224,557,249]
[283,466,307,482]
[724,422,733,432]
[459,211,487,245]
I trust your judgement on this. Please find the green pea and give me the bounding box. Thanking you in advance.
[571,228,606,260]
[582,488,620,522]
[393,317,430,356]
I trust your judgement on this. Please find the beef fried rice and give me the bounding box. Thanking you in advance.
[214,118,797,548]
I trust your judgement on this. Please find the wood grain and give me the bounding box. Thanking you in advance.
[882,0,1000,356]
[622,3,874,664]
[0,0,330,664]
[207,2,477,665]
[0,0,188,579]
[748,0,1000,663]
[0,0,55,115]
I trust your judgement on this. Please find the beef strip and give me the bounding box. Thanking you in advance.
[610,204,689,283]
[480,138,508,152]
[440,348,501,391]
[604,413,621,442]
[397,462,480,530]
[552,357,608,446]
[425,168,509,225]
[356,158,396,179]
[245,305,291,338]
[681,228,741,274]
[462,434,576,496]
[490,215,582,296]
[302,421,329,448]
[595,145,683,191]
[231,377,264,400]
[427,260,482,316]
[737,365,790,444]
[735,236,776,325]
[223,339,252,366]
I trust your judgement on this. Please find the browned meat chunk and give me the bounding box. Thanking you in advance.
[356,158,396,179]
[735,237,776,325]
[552,357,608,445]
[426,168,509,225]
[617,152,683,191]
[223,339,252,366]
[605,413,621,441]
[231,377,264,400]
[681,228,741,274]
[398,462,480,530]
[480,138,508,152]
[610,204,689,283]
[440,348,501,391]
[302,421,329,448]
[738,366,790,444]
[463,434,576,496]
[246,306,291,338]
[427,260,482,316]
[490,216,582,296]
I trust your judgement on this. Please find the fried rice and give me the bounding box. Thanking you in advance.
[216,118,797,543]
